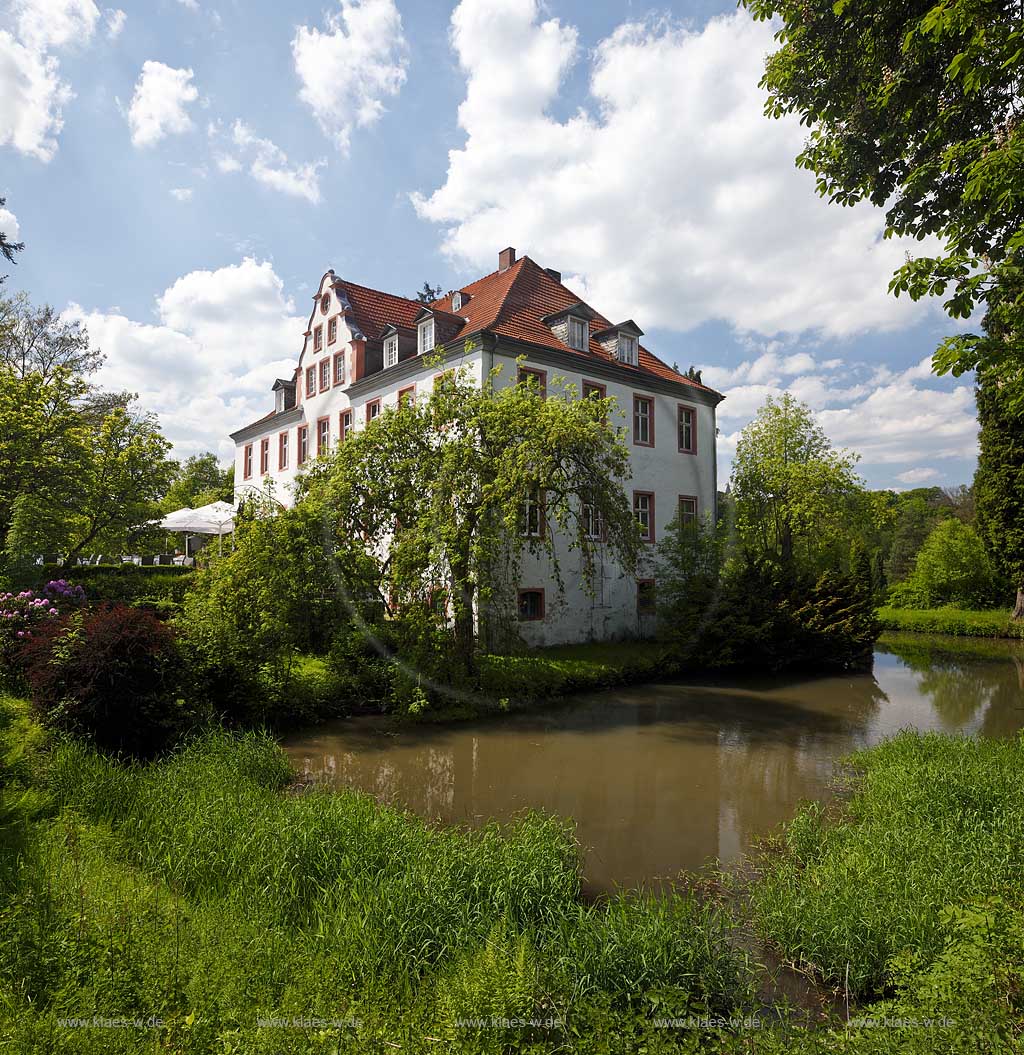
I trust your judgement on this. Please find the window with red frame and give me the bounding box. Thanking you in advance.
[678,405,697,454]
[327,317,338,344]
[633,395,654,446]
[518,589,545,621]
[317,417,330,455]
[339,409,352,442]
[398,385,415,407]
[518,367,546,396]
[366,399,381,423]
[279,431,289,470]
[305,365,316,398]
[297,425,309,465]
[318,359,329,392]
[259,437,270,475]
[333,352,345,385]
[582,380,605,400]
[633,491,654,542]
[679,495,698,527]
[313,325,323,352]
[243,444,253,480]
[637,579,656,614]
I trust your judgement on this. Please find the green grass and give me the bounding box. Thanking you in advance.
[877,606,1024,638]
[749,732,1024,999]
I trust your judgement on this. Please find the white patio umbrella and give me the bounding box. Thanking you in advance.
[158,501,237,555]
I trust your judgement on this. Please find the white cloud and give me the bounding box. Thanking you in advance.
[13,0,99,50]
[104,7,125,38]
[169,187,193,202]
[127,61,198,147]
[896,468,941,486]
[291,0,408,154]
[0,29,72,161]
[229,120,324,203]
[65,258,303,460]
[0,204,20,246]
[415,3,941,339]
[176,0,199,9]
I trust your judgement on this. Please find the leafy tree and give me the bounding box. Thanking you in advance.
[745,0,1024,403]
[0,197,23,283]
[731,394,865,573]
[162,452,233,510]
[974,369,1024,619]
[301,358,640,677]
[0,291,102,382]
[6,406,176,565]
[413,281,443,304]
[889,518,1001,609]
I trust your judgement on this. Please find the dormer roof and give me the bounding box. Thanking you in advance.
[592,319,644,339]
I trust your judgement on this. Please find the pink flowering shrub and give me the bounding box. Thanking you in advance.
[0,580,86,681]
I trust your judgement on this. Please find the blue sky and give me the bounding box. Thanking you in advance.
[0,0,977,489]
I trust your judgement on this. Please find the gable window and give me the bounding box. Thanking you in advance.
[260,437,270,475]
[366,399,381,424]
[633,491,655,543]
[518,588,545,621]
[328,317,338,344]
[678,404,696,454]
[243,443,253,480]
[637,579,656,614]
[384,335,399,369]
[305,366,316,398]
[314,325,323,352]
[451,291,463,312]
[317,417,330,455]
[417,317,435,355]
[618,334,638,365]
[633,395,654,446]
[679,495,698,528]
[521,489,545,538]
[279,431,289,470]
[319,359,330,392]
[339,409,352,442]
[334,352,345,386]
[297,425,309,465]
[568,316,588,351]
[518,366,547,397]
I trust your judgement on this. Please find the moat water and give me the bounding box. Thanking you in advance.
[282,633,1024,893]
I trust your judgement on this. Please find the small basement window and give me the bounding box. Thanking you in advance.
[518,589,545,621]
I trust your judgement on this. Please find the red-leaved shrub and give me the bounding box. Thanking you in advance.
[20,605,193,756]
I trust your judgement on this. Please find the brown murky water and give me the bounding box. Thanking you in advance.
[282,635,1024,893]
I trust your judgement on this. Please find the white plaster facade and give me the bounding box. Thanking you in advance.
[230,252,723,646]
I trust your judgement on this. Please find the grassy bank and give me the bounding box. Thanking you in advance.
[877,605,1024,639]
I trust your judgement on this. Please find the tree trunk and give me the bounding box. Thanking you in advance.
[1012,586,1024,622]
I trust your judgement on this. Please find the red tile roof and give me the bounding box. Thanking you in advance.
[338,256,719,395]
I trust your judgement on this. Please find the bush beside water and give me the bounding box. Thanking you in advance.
[877,606,1024,639]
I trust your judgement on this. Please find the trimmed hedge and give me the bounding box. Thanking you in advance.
[15,564,194,608]
[876,606,1024,639]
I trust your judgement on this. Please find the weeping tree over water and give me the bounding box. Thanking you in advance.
[300,355,641,678]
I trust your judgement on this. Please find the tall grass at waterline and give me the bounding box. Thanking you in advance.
[750,731,1024,998]
[1,730,749,1053]
[877,606,1024,638]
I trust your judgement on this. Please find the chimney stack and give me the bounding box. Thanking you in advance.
[498,246,516,272]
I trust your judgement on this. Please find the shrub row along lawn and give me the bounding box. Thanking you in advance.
[877,606,1024,639]
[2,699,1023,1053]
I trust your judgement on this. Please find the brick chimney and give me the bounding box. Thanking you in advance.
[498,246,516,272]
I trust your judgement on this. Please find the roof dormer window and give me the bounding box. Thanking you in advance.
[568,316,588,351]
[452,291,463,312]
[618,333,638,366]
[384,334,399,368]
[418,317,435,355]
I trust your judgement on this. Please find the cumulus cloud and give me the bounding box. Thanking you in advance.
[104,7,125,38]
[291,0,408,154]
[0,29,72,160]
[0,204,21,243]
[13,0,99,50]
[896,468,941,486]
[228,120,324,203]
[414,2,940,339]
[127,61,198,147]
[65,258,303,460]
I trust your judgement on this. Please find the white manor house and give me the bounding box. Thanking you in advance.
[231,247,723,645]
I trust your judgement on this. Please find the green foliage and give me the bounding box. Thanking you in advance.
[14,563,193,608]
[889,518,1003,609]
[731,394,868,575]
[877,606,1024,638]
[975,369,1024,617]
[161,452,233,511]
[750,731,1024,997]
[745,0,1024,406]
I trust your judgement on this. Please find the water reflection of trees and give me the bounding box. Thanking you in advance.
[879,638,1024,736]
